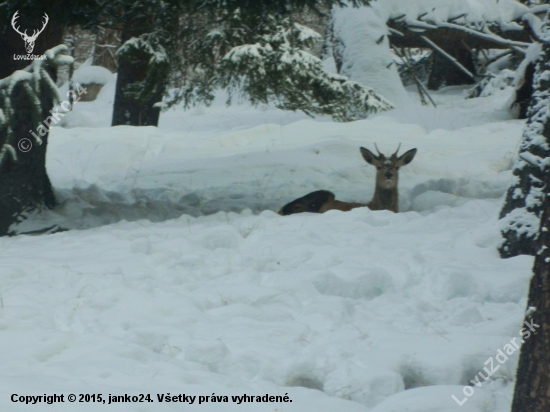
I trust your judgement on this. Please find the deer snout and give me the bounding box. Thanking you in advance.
[385,172,393,179]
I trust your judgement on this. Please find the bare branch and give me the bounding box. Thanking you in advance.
[391,46,436,107]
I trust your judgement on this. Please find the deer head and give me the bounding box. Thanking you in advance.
[11,11,49,54]
[360,144,417,190]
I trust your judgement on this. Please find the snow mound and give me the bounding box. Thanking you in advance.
[73,65,114,85]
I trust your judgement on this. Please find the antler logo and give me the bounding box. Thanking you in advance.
[11,11,49,54]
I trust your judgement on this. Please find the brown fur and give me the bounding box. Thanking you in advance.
[318,198,367,213]
[279,146,417,215]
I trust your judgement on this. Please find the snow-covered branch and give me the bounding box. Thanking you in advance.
[437,21,531,49]
[403,17,437,31]
[387,1,550,54]
[523,13,544,43]
[419,35,474,79]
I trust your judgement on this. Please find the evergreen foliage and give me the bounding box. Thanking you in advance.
[0,45,72,235]
[2,0,380,123]
[168,6,391,121]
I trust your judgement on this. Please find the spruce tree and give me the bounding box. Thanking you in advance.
[0,46,73,235]
[111,0,383,125]
[170,10,391,121]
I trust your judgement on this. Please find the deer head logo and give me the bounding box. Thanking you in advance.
[11,11,49,54]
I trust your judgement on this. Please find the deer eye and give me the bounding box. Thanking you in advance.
[377,167,381,170]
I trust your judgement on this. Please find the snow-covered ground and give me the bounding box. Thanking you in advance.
[0,68,532,411]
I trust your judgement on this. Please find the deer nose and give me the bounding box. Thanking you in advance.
[385,172,393,179]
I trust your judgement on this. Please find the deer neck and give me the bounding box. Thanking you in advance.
[369,186,398,213]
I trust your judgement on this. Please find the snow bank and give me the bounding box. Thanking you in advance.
[1,40,532,412]
[0,192,531,411]
[73,65,114,86]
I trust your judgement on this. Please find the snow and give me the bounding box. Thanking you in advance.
[329,0,543,104]
[0,69,33,90]
[331,5,410,105]
[499,207,540,237]
[44,44,72,62]
[295,23,321,43]
[72,64,114,86]
[370,0,531,24]
[0,143,17,166]
[1,55,534,412]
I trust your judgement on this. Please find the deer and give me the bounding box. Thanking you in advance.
[11,11,49,54]
[279,144,417,215]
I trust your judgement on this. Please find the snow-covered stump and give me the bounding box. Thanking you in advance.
[0,46,72,236]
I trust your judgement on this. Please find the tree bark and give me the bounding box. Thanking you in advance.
[511,169,550,411]
[499,42,550,258]
[513,62,536,119]
[111,25,165,126]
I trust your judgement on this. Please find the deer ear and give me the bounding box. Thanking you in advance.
[397,148,417,166]
[360,147,378,165]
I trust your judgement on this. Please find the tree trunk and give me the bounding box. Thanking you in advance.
[0,47,69,236]
[513,62,536,119]
[427,45,476,90]
[111,25,164,126]
[510,169,550,412]
[499,43,550,258]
